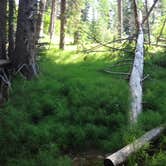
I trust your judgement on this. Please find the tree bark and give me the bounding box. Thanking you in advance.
[129,8,144,123]
[133,0,139,35]
[104,126,165,166]
[0,0,7,59]
[117,0,123,40]
[37,0,47,40]
[8,0,15,58]
[49,0,56,42]
[145,0,151,45]
[13,0,38,79]
[59,0,66,50]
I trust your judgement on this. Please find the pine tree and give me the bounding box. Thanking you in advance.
[0,0,7,59]
[14,0,38,79]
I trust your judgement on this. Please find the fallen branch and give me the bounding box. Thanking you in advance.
[114,59,133,63]
[158,38,166,42]
[144,42,166,47]
[79,28,135,54]
[93,38,135,54]
[141,74,150,82]
[104,70,130,75]
[104,126,165,166]
[109,63,132,68]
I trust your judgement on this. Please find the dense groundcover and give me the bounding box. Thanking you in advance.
[0,47,165,165]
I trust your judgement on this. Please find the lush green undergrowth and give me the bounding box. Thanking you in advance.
[0,46,165,165]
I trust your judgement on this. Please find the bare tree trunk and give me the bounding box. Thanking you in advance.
[133,0,139,35]
[13,0,38,79]
[49,0,56,42]
[0,0,7,59]
[8,0,15,58]
[59,0,66,50]
[145,0,151,45]
[37,0,47,39]
[117,0,123,40]
[129,10,144,123]
[104,126,165,166]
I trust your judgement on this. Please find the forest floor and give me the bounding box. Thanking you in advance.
[0,45,165,165]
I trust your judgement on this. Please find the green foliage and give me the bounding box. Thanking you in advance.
[0,48,130,165]
[148,152,166,166]
[0,45,166,165]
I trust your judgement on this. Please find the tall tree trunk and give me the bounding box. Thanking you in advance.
[117,0,123,40]
[0,0,7,59]
[49,0,56,42]
[129,9,144,123]
[145,0,151,45]
[13,0,38,79]
[37,0,47,40]
[8,0,15,58]
[59,0,66,50]
[133,0,139,35]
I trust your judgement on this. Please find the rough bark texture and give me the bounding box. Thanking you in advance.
[145,0,151,45]
[104,126,165,166]
[0,0,7,59]
[8,0,15,58]
[13,0,38,79]
[129,10,144,123]
[37,0,46,39]
[133,0,139,35]
[49,0,56,42]
[59,0,66,49]
[117,0,123,40]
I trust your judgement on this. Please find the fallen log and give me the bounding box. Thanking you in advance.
[144,42,166,47]
[104,126,165,166]
[104,70,130,76]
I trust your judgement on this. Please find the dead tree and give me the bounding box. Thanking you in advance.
[13,0,38,79]
[104,126,165,166]
[129,9,144,123]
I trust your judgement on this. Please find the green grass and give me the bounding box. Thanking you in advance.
[0,46,165,165]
